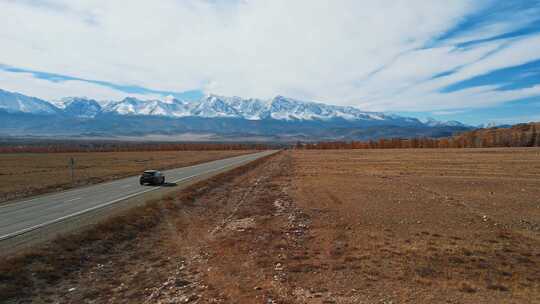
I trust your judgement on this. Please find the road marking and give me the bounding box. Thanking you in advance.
[64,197,82,202]
[0,151,275,241]
[0,179,134,210]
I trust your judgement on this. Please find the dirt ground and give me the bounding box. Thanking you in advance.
[287,148,540,303]
[0,150,251,203]
[3,148,540,303]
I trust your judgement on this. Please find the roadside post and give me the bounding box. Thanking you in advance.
[69,157,75,185]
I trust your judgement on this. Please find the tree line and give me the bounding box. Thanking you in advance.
[297,122,540,149]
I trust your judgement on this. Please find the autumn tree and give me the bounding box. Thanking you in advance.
[529,124,538,147]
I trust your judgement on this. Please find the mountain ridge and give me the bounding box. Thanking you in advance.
[0,88,436,124]
[0,89,472,140]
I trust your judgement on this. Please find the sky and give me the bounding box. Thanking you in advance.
[0,0,540,125]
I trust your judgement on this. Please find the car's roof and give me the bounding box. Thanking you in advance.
[143,170,159,173]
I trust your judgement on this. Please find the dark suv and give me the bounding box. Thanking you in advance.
[140,170,165,185]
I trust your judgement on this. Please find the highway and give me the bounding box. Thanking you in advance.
[0,150,275,242]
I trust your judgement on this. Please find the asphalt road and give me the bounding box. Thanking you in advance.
[0,150,275,241]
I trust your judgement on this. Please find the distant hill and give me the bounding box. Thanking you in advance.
[0,88,472,141]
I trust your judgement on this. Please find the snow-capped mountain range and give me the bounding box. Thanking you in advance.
[0,88,462,125]
[62,94,401,121]
[0,88,472,140]
[101,94,411,122]
[422,117,467,128]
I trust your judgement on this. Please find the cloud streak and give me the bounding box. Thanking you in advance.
[0,0,539,120]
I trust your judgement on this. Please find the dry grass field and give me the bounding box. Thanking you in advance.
[0,150,252,203]
[288,148,540,303]
[2,148,540,303]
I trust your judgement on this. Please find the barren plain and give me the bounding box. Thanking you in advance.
[1,148,539,303]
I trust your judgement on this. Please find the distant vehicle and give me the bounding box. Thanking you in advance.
[139,170,165,186]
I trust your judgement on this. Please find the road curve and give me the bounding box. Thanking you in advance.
[0,150,276,241]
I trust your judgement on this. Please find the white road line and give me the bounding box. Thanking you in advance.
[64,197,82,202]
[0,152,272,241]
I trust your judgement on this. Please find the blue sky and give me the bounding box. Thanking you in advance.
[0,64,203,100]
[0,0,539,125]
[393,97,540,126]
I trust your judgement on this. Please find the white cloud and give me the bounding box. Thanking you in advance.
[0,70,161,101]
[438,4,540,46]
[354,33,540,111]
[0,0,539,112]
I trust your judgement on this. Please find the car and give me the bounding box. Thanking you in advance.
[139,170,165,185]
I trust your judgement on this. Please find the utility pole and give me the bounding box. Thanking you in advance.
[69,157,75,185]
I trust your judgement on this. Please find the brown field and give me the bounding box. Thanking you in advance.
[2,148,540,303]
[0,150,252,203]
[287,148,540,303]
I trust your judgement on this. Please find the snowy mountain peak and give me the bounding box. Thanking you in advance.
[61,97,102,118]
[0,89,58,114]
[191,95,241,118]
[0,88,471,130]
[423,117,468,127]
[163,95,178,104]
[103,97,193,118]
